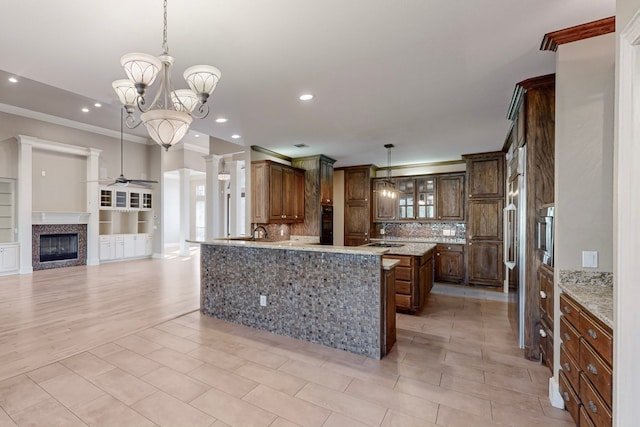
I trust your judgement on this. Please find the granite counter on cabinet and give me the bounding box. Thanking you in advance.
[558,270,613,329]
[196,239,396,359]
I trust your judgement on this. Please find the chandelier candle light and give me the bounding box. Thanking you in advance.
[381,144,396,198]
[112,0,221,151]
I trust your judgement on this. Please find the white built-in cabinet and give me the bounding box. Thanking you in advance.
[0,178,18,274]
[99,186,153,262]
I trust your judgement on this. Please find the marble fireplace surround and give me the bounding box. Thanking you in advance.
[32,221,88,271]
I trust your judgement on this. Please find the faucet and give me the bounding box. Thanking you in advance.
[251,225,269,241]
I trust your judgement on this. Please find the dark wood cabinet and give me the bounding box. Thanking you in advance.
[385,249,433,313]
[291,155,335,237]
[463,152,505,287]
[383,266,396,355]
[251,160,305,224]
[436,174,464,221]
[434,244,464,283]
[538,264,554,373]
[373,179,397,221]
[320,157,334,206]
[466,154,504,199]
[467,241,503,285]
[343,165,374,246]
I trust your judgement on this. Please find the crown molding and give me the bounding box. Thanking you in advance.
[540,17,615,52]
[0,102,149,145]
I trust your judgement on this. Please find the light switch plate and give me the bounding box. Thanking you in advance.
[582,251,598,268]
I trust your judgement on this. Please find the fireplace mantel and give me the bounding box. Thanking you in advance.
[32,212,90,225]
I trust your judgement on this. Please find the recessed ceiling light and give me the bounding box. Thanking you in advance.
[299,94,314,101]
[231,134,241,139]
[215,118,228,123]
[81,108,89,113]
[8,77,18,83]
[94,102,102,108]
[194,134,200,138]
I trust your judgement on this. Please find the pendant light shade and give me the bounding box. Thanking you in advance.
[171,89,199,112]
[112,79,138,108]
[120,53,162,89]
[184,65,222,101]
[140,109,192,151]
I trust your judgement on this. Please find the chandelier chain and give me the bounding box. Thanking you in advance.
[162,0,169,54]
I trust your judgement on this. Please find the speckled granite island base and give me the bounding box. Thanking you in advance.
[199,241,390,359]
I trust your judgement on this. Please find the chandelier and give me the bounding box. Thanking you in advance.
[112,0,221,151]
[381,144,396,198]
[218,158,231,181]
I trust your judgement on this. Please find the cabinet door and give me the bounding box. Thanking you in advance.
[437,175,464,220]
[100,188,113,208]
[397,178,415,220]
[123,235,136,258]
[419,257,433,305]
[142,192,153,209]
[416,177,435,220]
[115,190,128,208]
[99,236,114,261]
[268,164,284,221]
[293,169,305,222]
[320,159,334,205]
[467,241,503,285]
[373,179,397,221]
[345,168,370,203]
[539,266,554,327]
[114,236,125,258]
[281,166,296,220]
[0,245,18,272]
[468,199,503,240]
[129,192,140,209]
[134,235,146,256]
[251,162,270,223]
[344,201,370,245]
[435,248,464,282]
[466,155,504,198]
[145,235,153,256]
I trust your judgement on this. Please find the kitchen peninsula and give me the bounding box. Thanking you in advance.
[198,239,407,359]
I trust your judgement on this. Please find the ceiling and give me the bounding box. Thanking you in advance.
[0,0,614,168]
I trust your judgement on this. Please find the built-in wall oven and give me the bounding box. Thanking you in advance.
[320,205,333,245]
[537,205,554,267]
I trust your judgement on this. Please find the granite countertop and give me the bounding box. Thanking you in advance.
[366,242,437,257]
[558,270,613,329]
[370,237,466,245]
[191,238,390,256]
[383,258,400,270]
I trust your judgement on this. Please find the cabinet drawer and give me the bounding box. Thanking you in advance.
[559,371,580,425]
[384,255,412,267]
[394,266,412,282]
[579,311,613,367]
[560,293,581,327]
[580,373,612,427]
[579,338,612,409]
[395,294,412,310]
[580,406,597,427]
[560,316,580,361]
[436,244,464,252]
[560,343,580,393]
[395,281,411,295]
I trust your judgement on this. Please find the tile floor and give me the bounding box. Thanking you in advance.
[0,288,574,427]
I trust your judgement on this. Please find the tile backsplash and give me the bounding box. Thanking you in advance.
[373,222,466,240]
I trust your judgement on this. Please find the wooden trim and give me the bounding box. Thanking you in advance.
[291,154,337,164]
[461,150,506,159]
[506,74,555,120]
[250,145,291,162]
[540,17,615,52]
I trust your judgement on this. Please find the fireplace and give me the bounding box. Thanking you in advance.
[40,233,78,262]
[32,224,87,270]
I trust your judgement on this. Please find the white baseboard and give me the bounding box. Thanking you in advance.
[549,376,564,409]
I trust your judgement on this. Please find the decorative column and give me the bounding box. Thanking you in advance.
[203,155,223,239]
[16,136,33,274]
[86,148,101,266]
[177,168,191,256]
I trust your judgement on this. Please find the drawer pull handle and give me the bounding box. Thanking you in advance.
[540,291,547,299]
[588,329,598,339]
[563,306,571,314]
[563,362,571,372]
[563,332,571,341]
[588,401,598,413]
[587,363,598,375]
[563,392,570,402]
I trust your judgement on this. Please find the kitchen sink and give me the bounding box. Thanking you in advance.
[368,242,405,248]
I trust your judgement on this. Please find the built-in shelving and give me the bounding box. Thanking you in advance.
[0,178,16,243]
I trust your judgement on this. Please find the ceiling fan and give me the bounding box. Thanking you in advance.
[106,109,158,188]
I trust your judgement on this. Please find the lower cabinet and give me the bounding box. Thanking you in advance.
[538,265,554,373]
[384,250,433,313]
[434,244,464,283]
[383,266,396,355]
[100,234,151,261]
[467,241,503,286]
[559,293,613,427]
[0,243,18,273]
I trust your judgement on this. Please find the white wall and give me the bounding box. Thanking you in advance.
[163,174,180,245]
[615,1,640,424]
[555,34,615,272]
[31,150,86,212]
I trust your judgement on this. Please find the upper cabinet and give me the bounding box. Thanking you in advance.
[372,172,464,222]
[0,178,16,243]
[252,160,305,224]
[466,154,504,199]
[100,187,153,211]
[343,165,374,246]
[319,157,334,206]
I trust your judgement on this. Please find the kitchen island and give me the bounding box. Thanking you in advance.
[197,239,398,359]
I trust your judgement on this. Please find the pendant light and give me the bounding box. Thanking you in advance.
[218,158,231,181]
[381,144,396,198]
